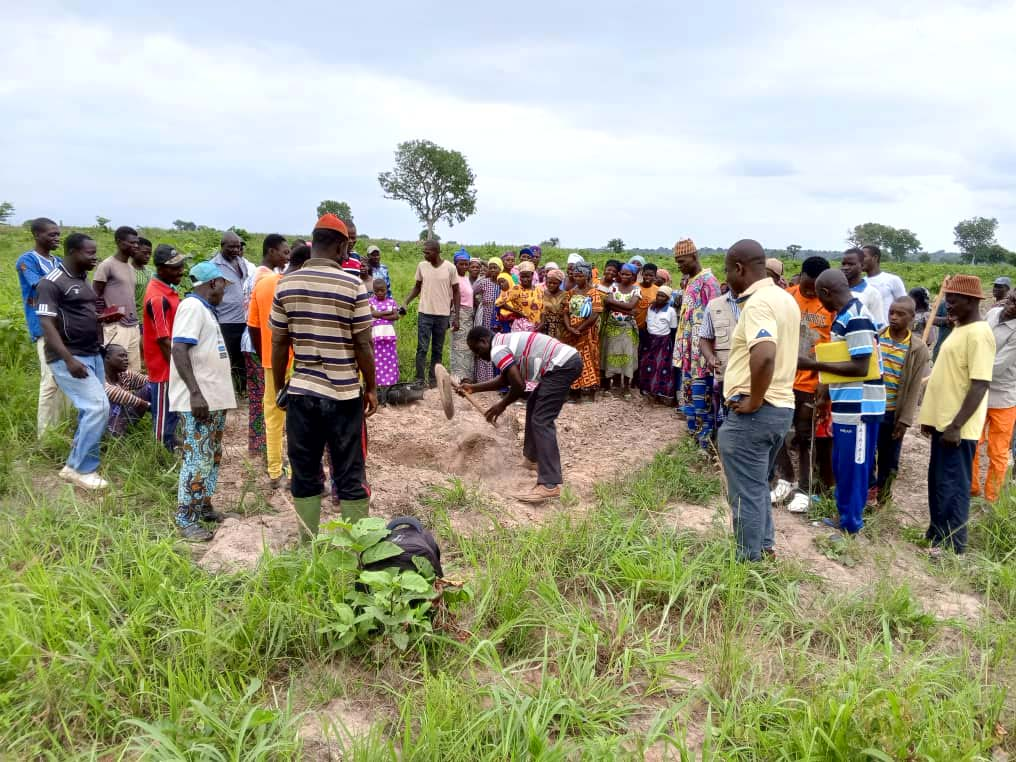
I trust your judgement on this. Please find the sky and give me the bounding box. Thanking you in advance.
[3,0,1015,252]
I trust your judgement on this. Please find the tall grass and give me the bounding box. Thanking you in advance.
[0,226,1012,758]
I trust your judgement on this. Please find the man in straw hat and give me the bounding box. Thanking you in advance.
[270,214,377,541]
[716,240,800,561]
[919,274,995,556]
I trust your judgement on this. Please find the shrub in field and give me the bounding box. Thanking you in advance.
[317,517,471,652]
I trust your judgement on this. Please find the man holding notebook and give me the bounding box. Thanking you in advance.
[798,269,884,535]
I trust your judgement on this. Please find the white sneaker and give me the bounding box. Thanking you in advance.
[770,479,794,505]
[60,466,109,490]
[786,491,811,514]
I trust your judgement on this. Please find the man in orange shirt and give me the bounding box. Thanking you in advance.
[774,257,834,513]
[248,244,311,488]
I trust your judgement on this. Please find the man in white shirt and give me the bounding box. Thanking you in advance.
[461,328,582,503]
[170,261,237,542]
[861,245,906,325]
[841,248,884,328]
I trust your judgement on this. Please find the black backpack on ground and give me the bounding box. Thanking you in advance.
[364,516,443,578]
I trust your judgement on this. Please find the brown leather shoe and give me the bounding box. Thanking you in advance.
[515,484,561,503]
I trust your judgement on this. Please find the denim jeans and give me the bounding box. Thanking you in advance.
[49,354,109,474]
[717,402,793,561]
[415,313,450,384]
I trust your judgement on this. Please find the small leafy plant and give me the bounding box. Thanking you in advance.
[316,517,470,652]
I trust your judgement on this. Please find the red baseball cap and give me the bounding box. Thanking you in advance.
[313,214,349,237]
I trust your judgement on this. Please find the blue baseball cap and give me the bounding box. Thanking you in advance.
[189,261,226,286]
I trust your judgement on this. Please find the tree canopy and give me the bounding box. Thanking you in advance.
[0,201,14,224]
[378,140,477,241]
[173,220,197,231]
[953,216,999,264]
[317,200,353,224]
[847,222,922,262]
[606,238,625,254]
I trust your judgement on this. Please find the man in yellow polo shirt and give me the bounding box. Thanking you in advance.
[717,240,801,561]
[919,274,995,557]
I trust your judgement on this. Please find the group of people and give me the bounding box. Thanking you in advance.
[16,217,1013,557]
[713,241,1009,561]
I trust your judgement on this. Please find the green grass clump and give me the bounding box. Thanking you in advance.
[0,224,1012,759]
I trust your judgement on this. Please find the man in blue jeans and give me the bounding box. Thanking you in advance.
[404,240,460,387]
[36,232,110,491]
[716,240,800,561]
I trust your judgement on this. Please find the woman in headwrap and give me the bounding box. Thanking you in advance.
[562,262,603,401]
[472,259,504,382]
[450,249,477,382]
[638,286,679,403]
[496,261,544,333]
[539,268,569,341]
[601,262,641,398]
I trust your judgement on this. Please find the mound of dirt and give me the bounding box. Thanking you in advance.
[199,390,684,572]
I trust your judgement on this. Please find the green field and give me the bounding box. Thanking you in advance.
[0,225,1013,759]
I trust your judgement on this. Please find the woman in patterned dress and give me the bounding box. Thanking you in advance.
[472,259,504,383]
[539,268,569,341]
[562,263,603,402]
[368,279,402,390]
[602,263,641,398]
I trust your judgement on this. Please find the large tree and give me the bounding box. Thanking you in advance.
[786,244,802,260]
[953,216,999,265]
[173,219,197,231]
[847,222,922,262]
[316,200,353,224]
[378,140,477,241]
[606,238,625,254]
[0,201,14,224]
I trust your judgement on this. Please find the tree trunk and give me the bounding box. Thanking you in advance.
[426,218,435,241]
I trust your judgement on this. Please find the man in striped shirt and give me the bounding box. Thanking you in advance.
[461,328,583,502]
[798,269,884,535]
[270,214,376,541]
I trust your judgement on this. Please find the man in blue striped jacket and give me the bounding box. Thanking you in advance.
[798,269,885,535]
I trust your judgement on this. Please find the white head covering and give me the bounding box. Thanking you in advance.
[543,261,560,270]
[567,252,584,265]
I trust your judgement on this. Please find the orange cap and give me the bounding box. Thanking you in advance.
[313,214,349,237]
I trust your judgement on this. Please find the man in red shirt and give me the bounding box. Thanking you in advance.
[143,245,186,450]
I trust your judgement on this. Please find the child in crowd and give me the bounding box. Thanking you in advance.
[638,287,678,403]
[872,296,930,505]
[104,342,150,436]
[368,278,402,396]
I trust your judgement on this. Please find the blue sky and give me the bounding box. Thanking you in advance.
[3,0,1015,251]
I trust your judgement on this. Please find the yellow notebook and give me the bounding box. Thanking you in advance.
[815,341,882,384]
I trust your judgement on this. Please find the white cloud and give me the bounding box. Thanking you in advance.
[2,1,1015,251]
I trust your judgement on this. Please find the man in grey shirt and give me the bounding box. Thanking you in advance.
[211,231,257,395]
[973,294,1016,502]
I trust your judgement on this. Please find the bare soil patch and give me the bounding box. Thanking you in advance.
[199,390,683,571]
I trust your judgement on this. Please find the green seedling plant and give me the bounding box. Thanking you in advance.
[317,517,471,652]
